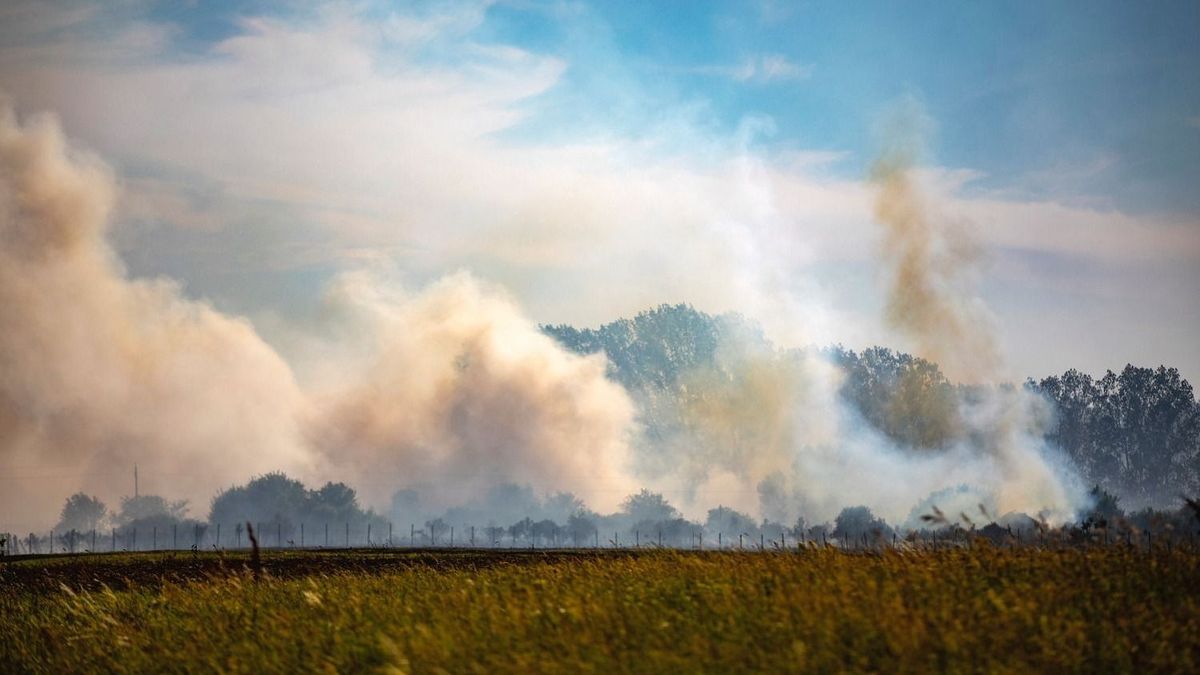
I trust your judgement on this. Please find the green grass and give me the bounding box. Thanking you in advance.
[2,546,1198,673]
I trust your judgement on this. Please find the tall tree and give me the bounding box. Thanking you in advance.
[56,493,107,532]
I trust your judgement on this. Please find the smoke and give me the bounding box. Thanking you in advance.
[0,96,1085,534]
[0,101,639,530]
[867,101,1083,520]
[306,270,637,513]
[870,104,999,382]
[0,103,315,529]
[627,102,1087,526]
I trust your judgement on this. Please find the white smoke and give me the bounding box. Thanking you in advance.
[631,102,1087,526]
[0,97,1086,534]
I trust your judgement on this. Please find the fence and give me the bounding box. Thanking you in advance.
[2,521,1196,557]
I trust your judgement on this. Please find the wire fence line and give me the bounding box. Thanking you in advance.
[2,521,1195,557]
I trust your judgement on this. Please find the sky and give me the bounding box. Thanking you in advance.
[1,0,1198,384]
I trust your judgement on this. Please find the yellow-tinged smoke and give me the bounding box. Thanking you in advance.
[0,105,315,528]
[0,96,1086,531]
[0,103,639,529]
[307,271,637,513]
[870,112,1000,383]
[868,104,1081,519]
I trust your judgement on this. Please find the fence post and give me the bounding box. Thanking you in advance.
[216,523,221,550]
[301,523,305,548]
[389,523,393,547]
[368,523,372,546]
[411,524,414,547]
[346,522,349,548]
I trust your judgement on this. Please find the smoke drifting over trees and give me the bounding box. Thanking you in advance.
[1,100,1196,540]
[306,271,637,513]
[0,102,635,529]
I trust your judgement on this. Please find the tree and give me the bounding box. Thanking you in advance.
[209,472,307,527]
[1033,365,1200,508]
[1085,485,1124,525]
[507,517,532,544]
[620,489,679,523]
[565,512,597,544]
[116,495,187,527]
[704,505,757,538]
[542,492,585,522]
[56,493,107,532]
[833,506,893,543]
[484,524,505,545]
[830,346,960,450]
[531,519,559,546]
[425,518,447,545]
[306,482,360,523]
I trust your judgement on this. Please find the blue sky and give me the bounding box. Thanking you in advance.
[1,0,1197,382]
[492,0,1200,212]
[127,0,1200,214]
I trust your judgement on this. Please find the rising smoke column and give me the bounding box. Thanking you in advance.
[0,102,315,529]
[642,106,1087,527]
[869,104,1083,520]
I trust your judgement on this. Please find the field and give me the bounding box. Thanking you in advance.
[2,545,1199,673]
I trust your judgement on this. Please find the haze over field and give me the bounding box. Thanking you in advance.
[1,2,1197,534]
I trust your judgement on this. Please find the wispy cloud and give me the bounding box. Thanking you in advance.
[695,54,813,84]
[0,1,1196,385]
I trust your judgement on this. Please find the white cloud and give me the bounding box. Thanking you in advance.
[695,53,813,83]
[0,2,1196,384]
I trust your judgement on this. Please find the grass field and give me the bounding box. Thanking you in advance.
[2,545,1198,673]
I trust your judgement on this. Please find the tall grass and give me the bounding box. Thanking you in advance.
[2,546,1197,673]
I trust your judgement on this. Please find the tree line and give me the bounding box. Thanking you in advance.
[545,304,1200,509]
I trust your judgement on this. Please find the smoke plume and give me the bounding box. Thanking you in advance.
[629,105,1087,526]
[0,103,315,529]
[307,271,637,513]
[0,102,639,530]
[870,107,999,382]
[867,103,1083,520]
[0,96,1085,533]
